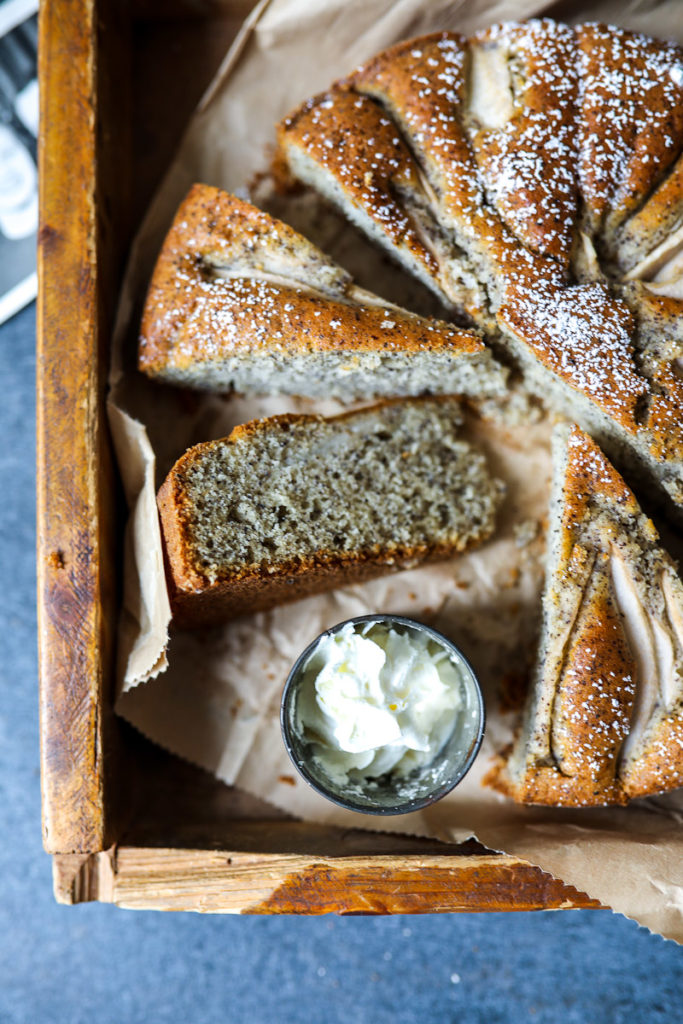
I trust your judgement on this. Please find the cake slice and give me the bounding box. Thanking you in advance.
[139,185,508,401]
[465,19,579,269]
[491,422,683,806]
[576,22,683,249]
[157,397,503,627]
[276,90,448,307]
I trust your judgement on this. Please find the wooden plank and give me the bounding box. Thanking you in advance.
[37,0,252,858]
[37,0,124,854]
[53,846,601,914]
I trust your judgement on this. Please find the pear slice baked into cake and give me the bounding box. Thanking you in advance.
[278,21,683,515]
[139,184,508,401]
[157,397,503,627]
[490,423,683,806]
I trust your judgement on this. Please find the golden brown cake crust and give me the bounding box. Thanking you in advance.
[161,541,463,630]
[622,713,683,799]
[497,281,646,433]
[490,763,628,808]
[611,154,683,276]
[139,184,484,382]
[467,19,579,268]
[560,424,640,521]
[278,20,683,513]
[576,23,683,238]
[490,424,683,807]
[279,88,438,283]
[549,564,634,788]
[345,31,557,314]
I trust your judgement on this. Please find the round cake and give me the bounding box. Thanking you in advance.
[278,19,683,517]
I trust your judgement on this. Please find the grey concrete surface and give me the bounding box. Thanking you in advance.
[2,303,681,1024]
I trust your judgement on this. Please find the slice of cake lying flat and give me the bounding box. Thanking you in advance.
[139,184,508,401]
[157,397,503,627]
[491,422,683,806]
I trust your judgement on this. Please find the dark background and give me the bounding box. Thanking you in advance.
[3,303,682,1023]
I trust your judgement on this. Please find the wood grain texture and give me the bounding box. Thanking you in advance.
[52,845,600,913]
[50,730,599,913]
[37,0,125,854]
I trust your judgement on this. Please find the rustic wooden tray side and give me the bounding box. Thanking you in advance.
[37,0,128,855]
[53,845,600,914]
[38,0,598,913]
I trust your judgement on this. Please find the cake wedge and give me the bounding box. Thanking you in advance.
[139,184,508,401]
[491,422,683,806]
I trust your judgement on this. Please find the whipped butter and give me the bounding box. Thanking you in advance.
[295,621,464,784]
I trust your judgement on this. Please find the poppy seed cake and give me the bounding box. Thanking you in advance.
[489,422,683,806]
[139,185,508,401]
[278,22,683,516]
[157,397,503,626]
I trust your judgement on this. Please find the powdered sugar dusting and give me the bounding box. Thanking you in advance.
[468,19,579,266]
[282,19,683,505]
[577,22,683,228]
[285,89,437,276]
[500,281,645,427]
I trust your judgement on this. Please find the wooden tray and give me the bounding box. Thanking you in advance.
[36,0,600,914]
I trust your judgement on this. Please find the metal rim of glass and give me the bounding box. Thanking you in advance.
[280,614,486,815]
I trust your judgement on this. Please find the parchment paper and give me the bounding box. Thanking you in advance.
[107,0,683,940]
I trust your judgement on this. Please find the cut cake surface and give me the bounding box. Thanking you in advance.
[157,397,503,626]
